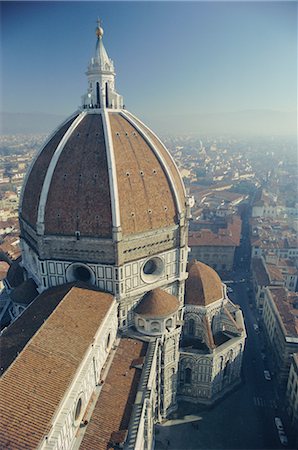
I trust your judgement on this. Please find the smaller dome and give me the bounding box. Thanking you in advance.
[135,288,179,318]
[185,260,223,307]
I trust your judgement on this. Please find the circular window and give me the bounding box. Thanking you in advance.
[66,263,95,284]
[74,266,91,282]
[74,397,82,422]
[141,257,164,283]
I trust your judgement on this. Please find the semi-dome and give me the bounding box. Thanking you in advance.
[185,260,223,307]
[135,288,180,318]
[19,25,185,243]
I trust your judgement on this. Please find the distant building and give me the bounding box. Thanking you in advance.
[252,188,280,218]
[262,287,298,387]
[189,215,241,271]
[250,217,298,262]
[252,257,279,310]
[286,353,298,434]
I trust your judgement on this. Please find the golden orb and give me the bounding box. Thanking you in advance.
[96,26,104,38]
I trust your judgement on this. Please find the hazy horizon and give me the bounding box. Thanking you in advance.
[1,1,297,137]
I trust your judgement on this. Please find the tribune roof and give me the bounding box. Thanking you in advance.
[0,284,114,450]
[79,338,148,450]
[135,288,180,318]
[185,260,223,307]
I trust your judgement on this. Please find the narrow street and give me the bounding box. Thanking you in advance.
[155,275,292,450]
[156,208,295,449]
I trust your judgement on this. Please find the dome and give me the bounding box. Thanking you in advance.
[185,260,223,306]
[20,111,185,239]
[135,288,180,318]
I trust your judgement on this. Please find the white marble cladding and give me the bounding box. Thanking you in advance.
[123,248,181,295]
[126,341,158,450]
[37,248,182,296]
[41,301,118,450]
[20,240,41,286]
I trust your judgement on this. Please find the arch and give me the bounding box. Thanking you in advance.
[96,82,100,106]
[151,321,160,332]
[138,318,145,329]
[188,318,195,335]
[185,367,192,384]
[166,318,173,328]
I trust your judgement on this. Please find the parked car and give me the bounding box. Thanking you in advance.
[278,430,288,446]
[274,417,283,431]
[264,370,271,381]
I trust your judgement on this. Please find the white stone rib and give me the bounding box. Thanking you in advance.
[120,110,183,214]
[124,110,186,197]
[19,110,81,215]
[101,109,121,228]
[37,111,87,232]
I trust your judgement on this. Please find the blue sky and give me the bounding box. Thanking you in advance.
[1,1,297,135]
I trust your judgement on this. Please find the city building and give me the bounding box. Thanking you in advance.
[0,22,245,450]
[251,257,284,311]
[189,215,241,271]
[250,216,298,262]
[286,353,298,434]
[262,286,298,387]
[252,188,280,218]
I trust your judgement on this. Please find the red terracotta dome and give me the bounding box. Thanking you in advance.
[20,110,185,239]
[185,260,223,307]
[135,288,180,318]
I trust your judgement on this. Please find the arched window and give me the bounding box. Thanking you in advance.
[188,318,195,336]
[138,318,145,329]
[105,82,109,108]
[151,321,160,332]
[185,368,192,384]
[96,82,100,107]
[166,318,172,328]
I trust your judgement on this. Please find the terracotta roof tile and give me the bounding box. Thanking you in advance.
[110,113,178,235]
[185,260,223,306]
[189,215,241,247]
[268,287,298,336]
[80,338,148,450]
[45,114,112,237]
[252,257,270,286]
[124,112,185,212]
[267,264,284,282]
[21,116,78,228]
[135,288,179,318]
[0,285,114,450]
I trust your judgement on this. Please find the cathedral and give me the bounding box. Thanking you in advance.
[0,22,246,450]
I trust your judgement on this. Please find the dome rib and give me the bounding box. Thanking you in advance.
[135,288,180,318]
[124,111,186,211]
[39,112,87,232]
[44,113,113,237]
[20,114,79,228]
[110,112,179,235]
[185,260,223,307]
[120,111,184,216]
[20,109,186,239]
